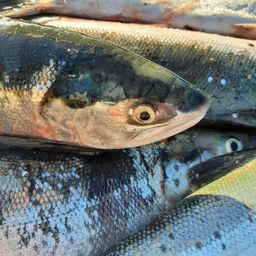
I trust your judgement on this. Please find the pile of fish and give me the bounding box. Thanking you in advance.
[0,1,255,255]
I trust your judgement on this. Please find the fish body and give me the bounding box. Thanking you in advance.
[0,18,210,150]
[1,0,256,38]
[32,17,256,128]
[107,150,256,256]
[0,128,255,256]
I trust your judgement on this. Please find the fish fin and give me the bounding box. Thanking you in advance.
[233,23,256,40]
[0,0,39,17]
[189,149,256,192]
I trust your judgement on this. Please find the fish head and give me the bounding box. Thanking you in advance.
[160,128,256,201]
[190,128,256,157]
[41,43,210,149]
[162,128,256,164]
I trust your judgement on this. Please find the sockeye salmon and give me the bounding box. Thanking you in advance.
[107,149,256,256]
[32,17,256,128]
[0,18,210,150]
[0,0,256,39]
[0,128,255,256]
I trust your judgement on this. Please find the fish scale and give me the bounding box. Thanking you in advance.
[0,128,256,255]
[107,150,256,256]
[33,17,256,127]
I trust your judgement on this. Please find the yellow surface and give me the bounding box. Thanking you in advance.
[193,156,256,209]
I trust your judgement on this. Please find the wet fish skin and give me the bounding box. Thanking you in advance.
[0,18,210,150]
[1,0,256,39]
[32,17,256,128]
[107,195,256,256]
[107,150,256,256]
[0,128,255,256]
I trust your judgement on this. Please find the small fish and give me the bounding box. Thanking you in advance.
[32,17,256,128]
[1,0,256,39]
[107,149,256,256]
[0,128,255,256]
[0,18,210,150]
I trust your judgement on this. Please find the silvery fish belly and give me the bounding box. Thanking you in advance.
[0,18,210,150]
[0,128,255,256]
[32,17,256,128]
[0,0,256,39]
[107,149,256,256]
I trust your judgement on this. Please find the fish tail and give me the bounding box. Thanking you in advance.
[0,0,39,17]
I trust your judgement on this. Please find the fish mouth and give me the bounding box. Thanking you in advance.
[125,105,209,148]
[188,148,256,191]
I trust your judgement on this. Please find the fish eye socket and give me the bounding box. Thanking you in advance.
[225,138,243,153]
[132,104,156,125]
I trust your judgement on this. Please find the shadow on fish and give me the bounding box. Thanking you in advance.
[0,18,210,149]
[0,128,255,255]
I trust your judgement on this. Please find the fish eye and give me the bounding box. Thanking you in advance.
[225,138,243,153]
[132,104,156,125]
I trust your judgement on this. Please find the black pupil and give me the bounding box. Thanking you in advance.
[231,141,238,152]
[140,111,151,121]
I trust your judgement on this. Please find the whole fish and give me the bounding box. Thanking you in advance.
[107,149,256,256]
[0,18,210,150]
[0,128,255,256]
[1,0,256,39]
[32,17,256,128]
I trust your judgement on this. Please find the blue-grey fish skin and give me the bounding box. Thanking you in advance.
[107,195,256,256]
[0,18,210,150]
[107,150,256,256]
[0,129,255,256]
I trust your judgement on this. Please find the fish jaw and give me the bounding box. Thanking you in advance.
[36,94,209,150]
[125,109,208,149]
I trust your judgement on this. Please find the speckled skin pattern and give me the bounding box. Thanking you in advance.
[0,18,210,149]
[107,150,256,256]
[0,128,255,255]
[33,17,256,128]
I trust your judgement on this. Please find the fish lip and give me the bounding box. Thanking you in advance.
[188,148,256,191]
[126,112,208,149]
[122,98,211,149]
